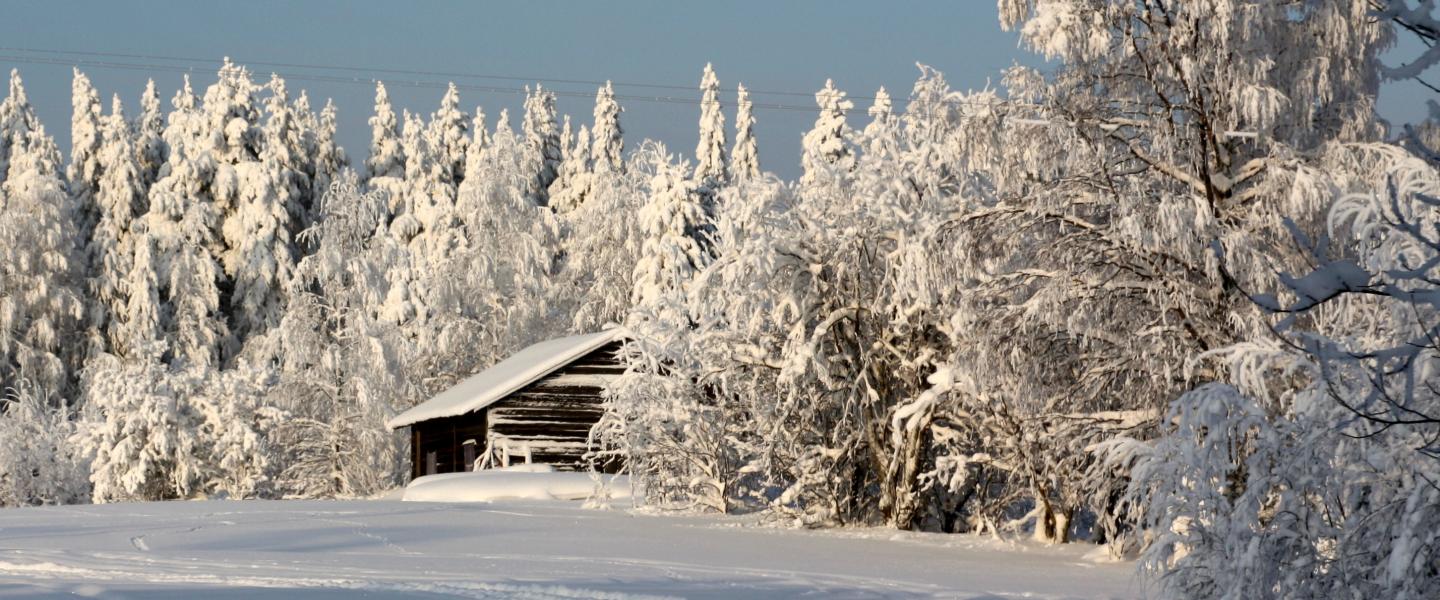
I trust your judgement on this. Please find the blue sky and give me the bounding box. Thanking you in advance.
[0,1,1431,179]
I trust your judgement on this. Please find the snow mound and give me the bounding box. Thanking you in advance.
[402,469,631,503]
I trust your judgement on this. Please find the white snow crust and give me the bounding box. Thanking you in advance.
[0,499,1140,599]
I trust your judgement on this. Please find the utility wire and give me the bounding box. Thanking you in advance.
[0,52,828,113]
[0,45,1029,112]
[0,45,1256,137]
[0,45,860,102]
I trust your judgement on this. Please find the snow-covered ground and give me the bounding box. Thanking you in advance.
[0,498,1141,599]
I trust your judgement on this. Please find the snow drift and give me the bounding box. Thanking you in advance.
[401,466,632,502]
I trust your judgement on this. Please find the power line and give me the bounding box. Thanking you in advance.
[0,45,1253,137]
[0,45,1034,113]
[0,52,832,113]
[0,45,852,103]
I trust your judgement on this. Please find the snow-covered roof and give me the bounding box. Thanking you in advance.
[386,328,627,429]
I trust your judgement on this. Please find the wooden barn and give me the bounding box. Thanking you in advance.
[386,329,627,480]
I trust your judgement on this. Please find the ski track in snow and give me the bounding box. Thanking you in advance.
[0,499,1140,599]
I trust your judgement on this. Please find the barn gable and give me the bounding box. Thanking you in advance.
[485,339,625,470]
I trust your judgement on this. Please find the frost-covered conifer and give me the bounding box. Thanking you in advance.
[456,108,490,208]
[212,65,295,344]
[397,110,458,263]
[559,143,644,332]
[114,226,160,357]
[0,70,40,182]
[0,125,84,399]
[68,69,105,243]
[134,79,166,187]
[521,85,562,206]
[693,64,728,185]
[591,81,624,173]
[729,83,759,179]
[262,75,314,229]
[309,98,348,213]
[468,107,490,164]
[143,75,229,368]
[630,145,711,313]
[430,82,469,188]
[205,59,263,170]
[89,96,147,358]
[365,82,405,181]
[861,87,896,159]
[550,123,593,213]
[799,79,854,188]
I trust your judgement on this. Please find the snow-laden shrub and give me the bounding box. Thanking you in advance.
[0,381,89,506]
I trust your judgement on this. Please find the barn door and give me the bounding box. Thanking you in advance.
[462,439,477,471]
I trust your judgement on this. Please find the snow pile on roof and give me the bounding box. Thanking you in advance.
[402,468,632,503]
[387,328,626,429]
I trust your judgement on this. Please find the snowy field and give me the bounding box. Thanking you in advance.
[0,498,1140,599]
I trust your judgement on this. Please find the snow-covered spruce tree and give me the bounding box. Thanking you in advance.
[68,69,105,248]
[1117,148,1440,600]
[729,83,759,180]
[551,116,575,202]
[860,87,895,160]
[134,79,166,188]
[366,82,404,180]
[598,142,733,512]
[0,124,85,400]
[550,123,593,213]
[468,106,490,165]
[143,75,230,368]
[262,173,414,497]
[591,81,624,174]
[798,79,854,191]
[420,109,564,387]
[693,63,728,186]
[89,95,147,359]
[521,85,562,206]
[309,98,348,211]
[209,63,297,345]
[558,148,644,332]
[0,380,88,506]
[430,82,469,190]
[365,82,404,223]
[113,223,160,359]
[455,108,490,208]
[262,75,315,233]
[0,70,41,183]
[399,108,460,269]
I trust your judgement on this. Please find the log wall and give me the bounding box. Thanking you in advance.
[484,340,625,472]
